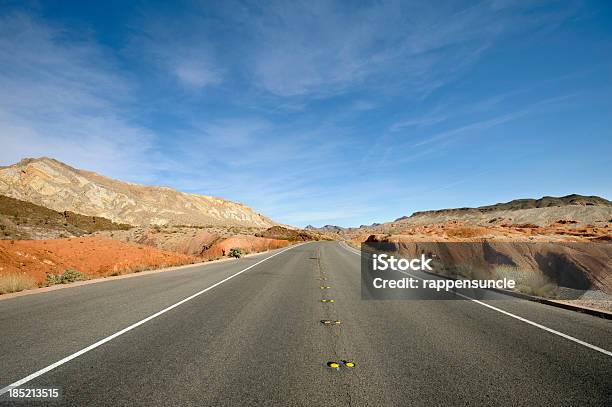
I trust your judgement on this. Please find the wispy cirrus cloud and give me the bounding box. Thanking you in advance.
[0,13,163,182]
[133,1,568,102]
[389,115,448,132]
[412,93,580,147]
[173,61,222,88]
[0,11,217,186]
[1,1,608,227]
[129,11,223,90]
[239,0,563,100]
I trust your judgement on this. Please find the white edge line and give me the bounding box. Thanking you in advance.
[339,241,361,256]
[0,246,288,302]
[338,242,612,357]
[0,243,307,396]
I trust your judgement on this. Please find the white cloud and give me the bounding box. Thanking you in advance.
[413,94,578,148]
[0,13,160,182]
[174,61,222,88]
[129,14,222,90]
[351,100,378,111]
[389,115,448,131]
[243,1,533,98]
[128,1,570,102]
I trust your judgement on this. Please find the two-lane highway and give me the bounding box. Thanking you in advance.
[1,242,611,406]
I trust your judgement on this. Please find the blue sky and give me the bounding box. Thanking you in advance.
[0,1,611,227]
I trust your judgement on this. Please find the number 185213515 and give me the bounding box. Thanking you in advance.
[7,387,61,400]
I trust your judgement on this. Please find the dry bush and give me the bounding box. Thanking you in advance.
[495,265,558,298]
[109,264,151,277]
[228,248,243,258]
[0,273,37,294]
[45,268,87,286]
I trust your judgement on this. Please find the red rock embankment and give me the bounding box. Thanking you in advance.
[0,237,197,284]
[96,226,293,259]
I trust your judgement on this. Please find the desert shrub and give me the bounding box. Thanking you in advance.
[0,274,36,294]
[495,265,558,298]
[228,248,243,258]
[111,264,150,276]
[453,264,474,278]
[45,273,57,285]
[45,268,86,285]
[132,264,149,273]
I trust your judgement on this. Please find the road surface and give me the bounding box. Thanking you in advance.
[0,242,610,406]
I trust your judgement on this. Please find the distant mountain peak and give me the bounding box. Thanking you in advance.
[0,157,276,228]
[409,194,612,219]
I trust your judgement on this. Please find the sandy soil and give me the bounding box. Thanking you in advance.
[0,237,197,284]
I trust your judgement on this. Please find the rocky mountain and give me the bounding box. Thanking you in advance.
[410,194,612,219]
[330,194,612,244]
[0,157,276,228]
[400,195,612,227]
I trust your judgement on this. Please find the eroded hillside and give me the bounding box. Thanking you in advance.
[0,195,131,240]
[0,157,275,228]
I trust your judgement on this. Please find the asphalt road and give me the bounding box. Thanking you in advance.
[0,241,610,406]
